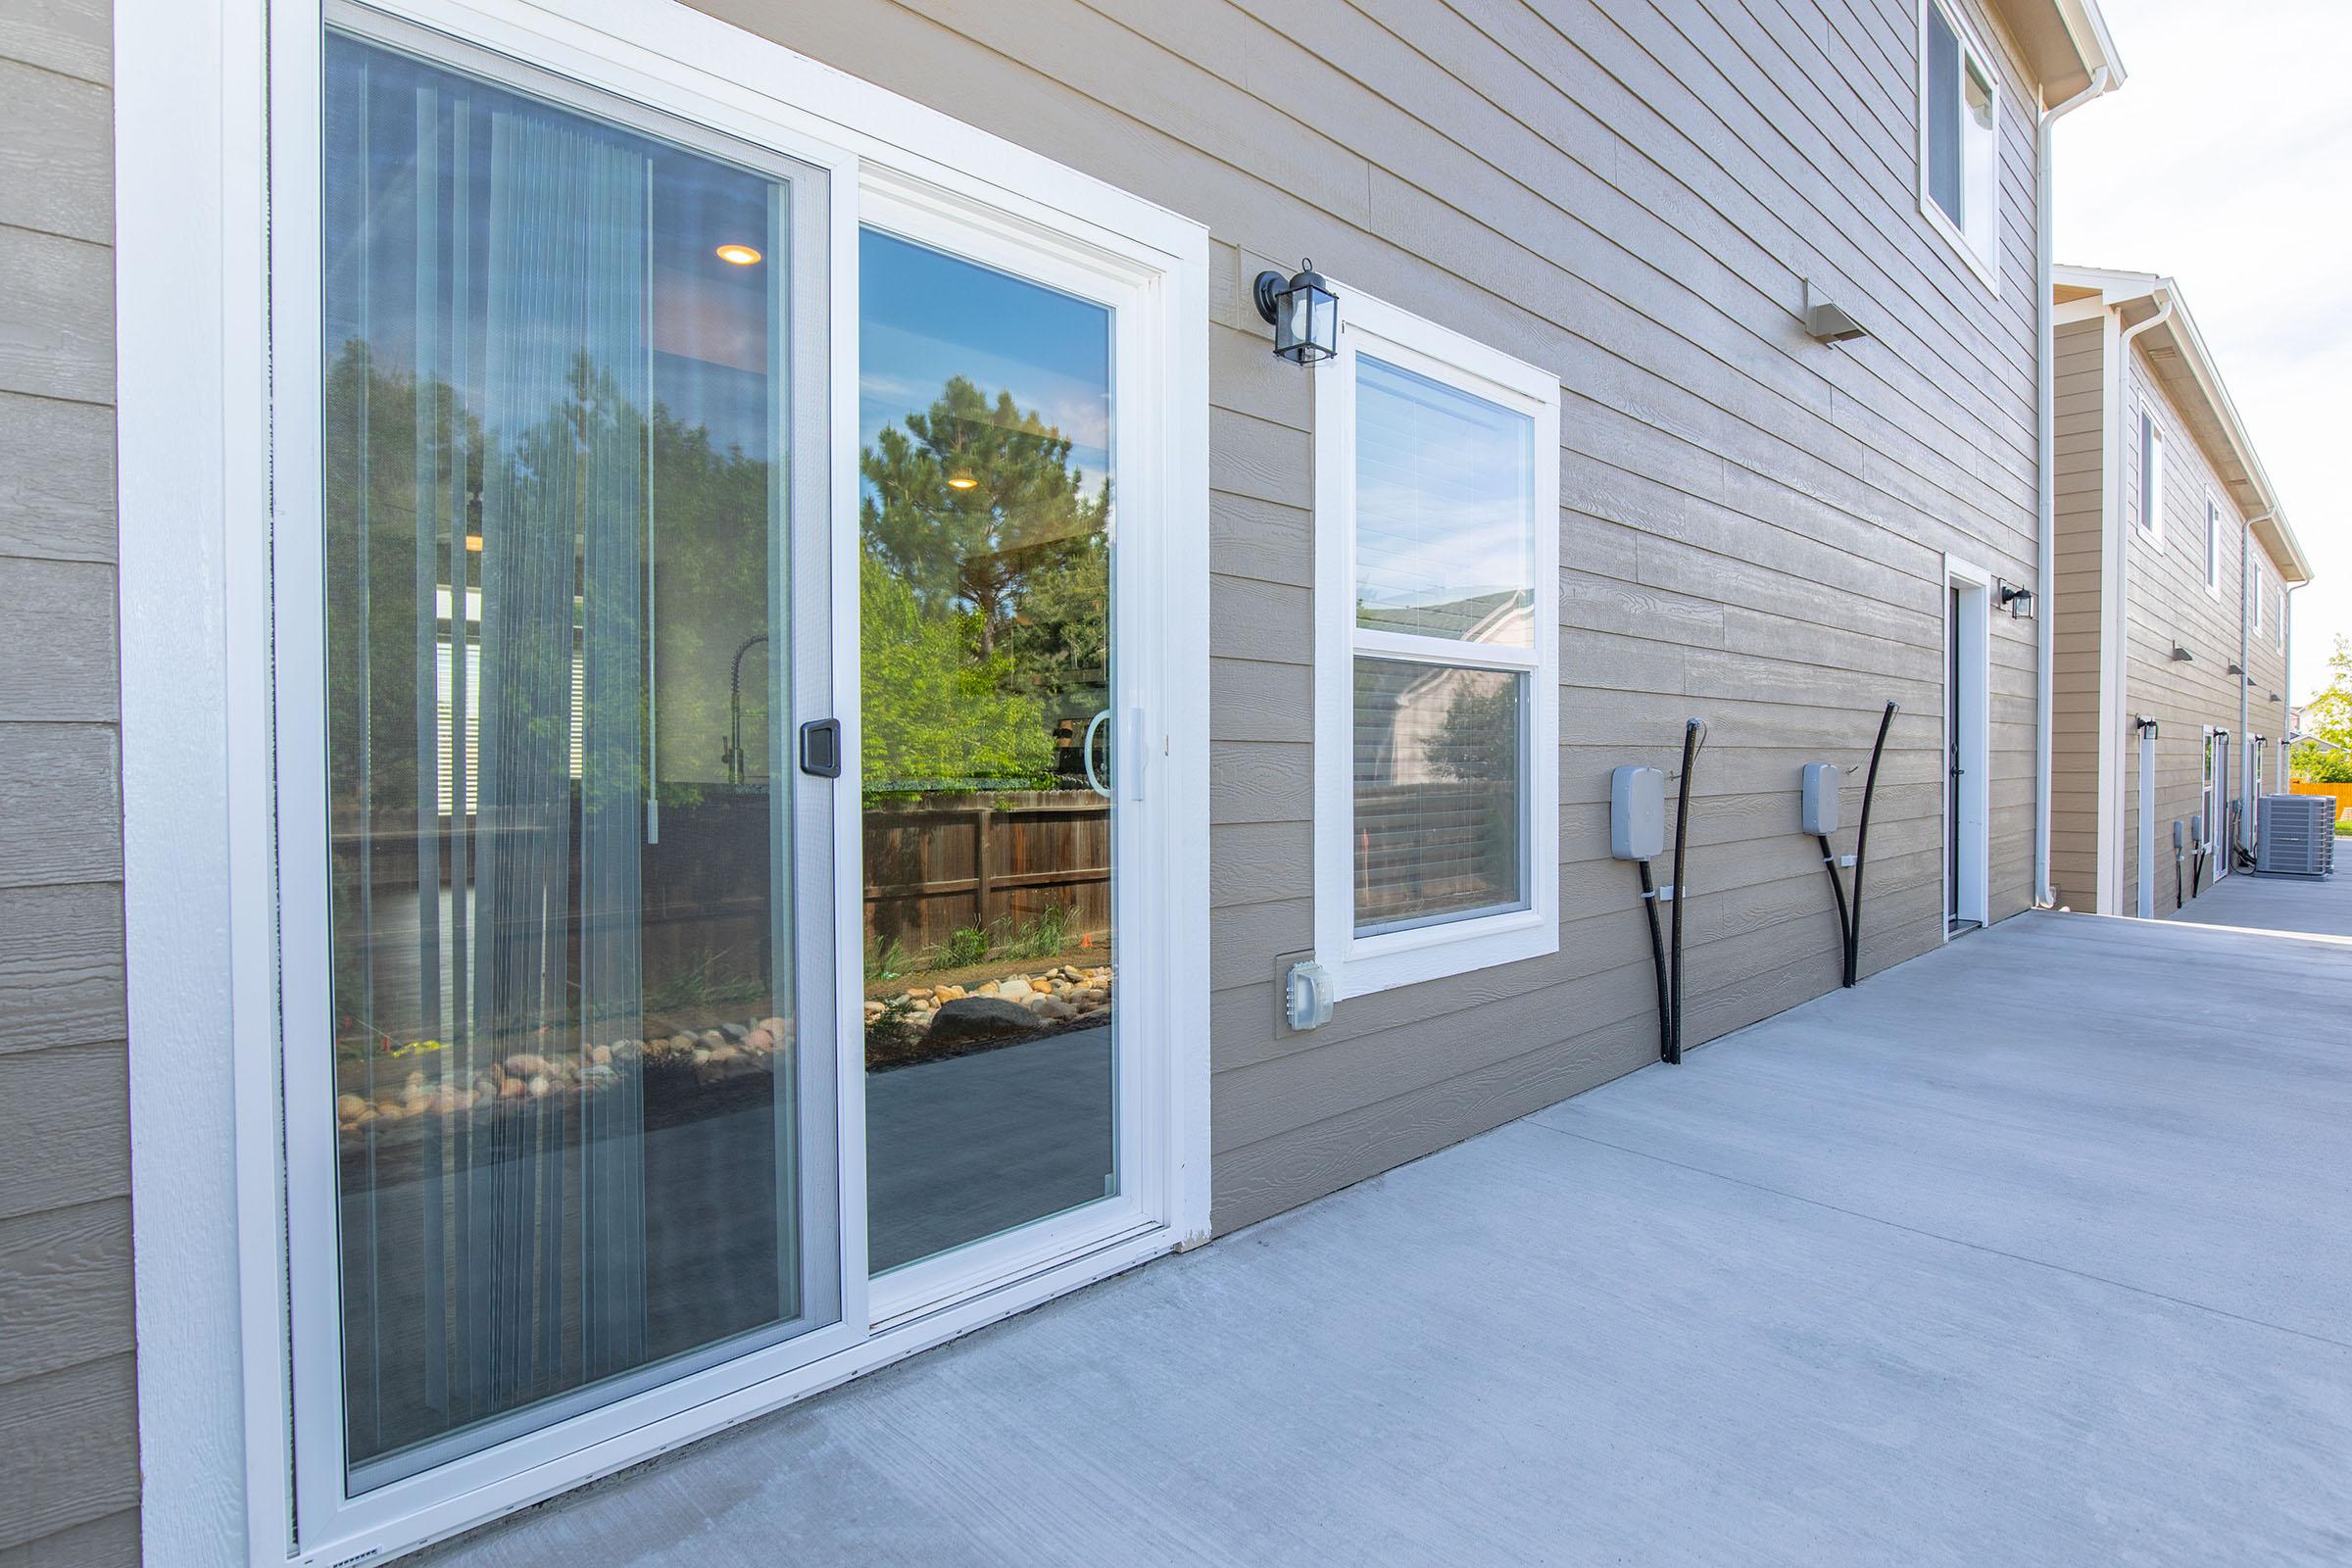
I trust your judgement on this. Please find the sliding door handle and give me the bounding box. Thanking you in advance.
[799,718,842,779]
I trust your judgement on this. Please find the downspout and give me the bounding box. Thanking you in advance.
[2282,580,2302,774]
[2113,289,2174,913]
[2237,511,2273,856]
[2034,67,2110,906]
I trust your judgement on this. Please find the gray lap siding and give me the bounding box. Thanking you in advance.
[685,0,2050,1230]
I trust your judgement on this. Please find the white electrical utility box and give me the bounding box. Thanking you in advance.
[1610,765,1667,861]
[1800,762,1841,836]
[1285,959,1336,1030]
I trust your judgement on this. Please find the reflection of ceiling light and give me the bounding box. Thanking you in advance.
[465,533,484,552]
[946,473,978,490]
[714,243,761,266]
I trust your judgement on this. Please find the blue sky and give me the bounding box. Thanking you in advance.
[2056,0,2350,704]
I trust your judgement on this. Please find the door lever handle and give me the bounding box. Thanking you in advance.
[800,717,842,779]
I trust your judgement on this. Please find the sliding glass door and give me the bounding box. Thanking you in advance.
[273,11,1199,1551]
[856,228,1120,1278]
[304,17,839,1493]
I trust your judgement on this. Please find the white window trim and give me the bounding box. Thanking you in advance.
[118,1,1212,1563]
[2138,408,2166,547]
[1311,287,1560,1004]
[1915,0,2002,293]
[2253,565,2265,634]
[2204,492,2225,598]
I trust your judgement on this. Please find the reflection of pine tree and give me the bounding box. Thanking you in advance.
[859,375,1109,663]
[858,376,1111,793]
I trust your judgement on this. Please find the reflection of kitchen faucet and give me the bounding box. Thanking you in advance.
[724,634,768,785]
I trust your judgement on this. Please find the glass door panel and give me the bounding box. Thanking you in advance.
[318,24,836,1490]
[856,228,1118,1274]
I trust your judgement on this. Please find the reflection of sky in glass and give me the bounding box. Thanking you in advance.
[858,229,1112,484]
[321,31,778,460]
[1353,356,1534,646]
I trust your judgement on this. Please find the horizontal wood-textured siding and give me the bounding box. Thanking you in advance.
[0,0,138,1560]
[2117,337,2292,916]
[2047,315,2104,909]
[688,0,2053,1232]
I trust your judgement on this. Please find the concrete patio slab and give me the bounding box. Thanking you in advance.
[422,904,2352,1568]
[2167,861,2352,938]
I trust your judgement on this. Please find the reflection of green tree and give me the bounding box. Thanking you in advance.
[324,339,479,821]
[859,376,1110,787]
[859,544,1054,799]
[1428,678,1518,787]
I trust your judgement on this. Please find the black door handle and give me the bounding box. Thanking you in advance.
[800,718,842,779]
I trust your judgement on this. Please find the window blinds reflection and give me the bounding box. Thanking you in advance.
[320,30,821,1487]
[1352,658,1525,934]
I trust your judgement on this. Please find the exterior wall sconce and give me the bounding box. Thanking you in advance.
[2227,661,2244,676]
[2134,714,2159,739]
[1254,259,1339,366]
[1801,277,1868,344]
[2169,642,2193,662]
[1996,580,2034,618]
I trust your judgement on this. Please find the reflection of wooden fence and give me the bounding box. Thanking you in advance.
[866,791,1110,957]
[340,786,1111,1017]
[1353,781,1513,927]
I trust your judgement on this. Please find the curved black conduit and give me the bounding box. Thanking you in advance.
[1843,701,1898,989]
[1637,860,1672,1062]
[1668,717,1705,1064]
[1817,831,1851,963]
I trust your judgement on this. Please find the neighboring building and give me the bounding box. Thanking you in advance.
[0,1,2127,1563]
[2048,268,2313,917]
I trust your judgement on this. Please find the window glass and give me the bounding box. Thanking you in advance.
[1352,658,1524,934]
[1924,2,1997,273]
[2141,416,2165,536]
[319,27,833,1487]
[1926,3,1963,225]
[2206,499,2222,589]
[855,227,1118,1274]
[1353,355,1534,646]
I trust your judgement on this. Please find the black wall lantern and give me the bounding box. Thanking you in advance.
[1996,580,2034,619]
[1254,259,1339,366]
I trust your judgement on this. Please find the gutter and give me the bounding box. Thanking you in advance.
[2034,65,2111,907]
[2113,288,2173,915]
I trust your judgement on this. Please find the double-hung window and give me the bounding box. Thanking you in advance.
[2205,494,2224,596]
[1312,290,1560,1002]
[1920,0,2001,286]
[2139,411,2166,543]
[2253,565,2265,636]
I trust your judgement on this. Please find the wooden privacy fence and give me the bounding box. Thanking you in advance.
[865,790,1111,956]
[2288,780,2352,818]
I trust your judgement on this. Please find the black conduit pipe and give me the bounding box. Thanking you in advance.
[1636,860,1672,1062]
[1667,717,1705,1064]
[1816,832,1851,964]
[1843,701,1898,988]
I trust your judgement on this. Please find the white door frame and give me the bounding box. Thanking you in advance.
[117,1,1211,1563]
[2211,725,2232,880]
[1942,556,1993,933]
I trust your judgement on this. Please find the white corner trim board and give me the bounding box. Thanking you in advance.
[116,1,1210,1563]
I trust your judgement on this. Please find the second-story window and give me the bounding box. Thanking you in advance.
[2139,412,2165,543]
[2205,494,2224,597]
[1921,0,2000,285]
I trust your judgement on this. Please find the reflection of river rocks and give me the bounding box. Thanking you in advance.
[335,1013,794,1144]
[866,963,1113,1070]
